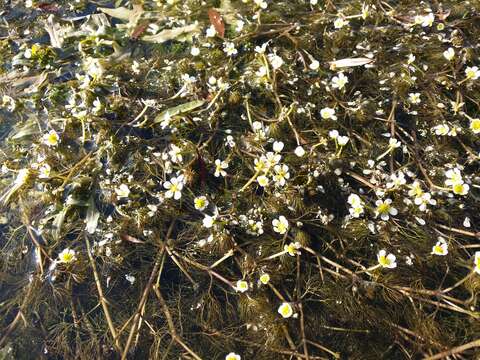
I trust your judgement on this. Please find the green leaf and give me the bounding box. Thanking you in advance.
[11,121,39,141]
[86,197,100,235]
[98,6,143,21]
[154,100,205,123]
[141,24,200,43]
[52,207,68,241]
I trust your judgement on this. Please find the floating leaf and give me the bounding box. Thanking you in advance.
[131,23,149,40]
[329,57,374,69]
[208,9,225,38]
[154,100,205,123]
[11,120,39,141]
[120,234,145,244]
[141,24,200,43]
[98,6,142,21]
[45,14,64,48]
[86,197,100,234]
[52,207,68,241]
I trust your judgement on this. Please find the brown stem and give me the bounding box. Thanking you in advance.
[121,220,176,359]
[85,233,122,353]
[153,285,203,360]
[424,339,480,360]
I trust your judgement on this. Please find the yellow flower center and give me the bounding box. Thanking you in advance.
[378,255,390,266]
[471,119,480,132]
[59,252,75,263]
[433,245,445,255]
[195,198,205,208]
[452,183,465,194]
[279,303,293,318]
[259,274,270,285]
[377,203,390,214]
[286,244,296,256]
[47,133,58,145]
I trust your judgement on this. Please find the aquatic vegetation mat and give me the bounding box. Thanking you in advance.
[1,0,480,359]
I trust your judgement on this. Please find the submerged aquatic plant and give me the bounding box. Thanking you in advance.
[1,0,480,359]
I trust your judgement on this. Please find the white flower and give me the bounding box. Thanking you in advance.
[194,196,209,211]
[254,0,268,9]
[284,242,301,256]
[309,59,320,70]
[256,66,268,78]
[58,248,77,264]
[125,274,136,284]
[310,0,318,4]
[329,130,339,139]
[259,273,270,285]
[38,163,51,179]
[115,184,130,199]
[474,252,480,275]
[408,181,424,198]
[432,124,450,136]
[235,20,245,32]
[203,214,216,228]
[331,73,349,90]
[214,159,229,177]
[272,216,289,234]
[361,3,370,19]
[273,164,290,186]
[470,118,480,134]
[43,130,60,147]
[431,238,448,256]
[443,47,455,61]
[334,18,349,29]
[257,175,269,187]
[408,92,421,104]
[407,53,415,64]
[264,152,281,168]
[254,43,268,54]
[375,198,397,221]
[147,204,158,217]
[168,144,183,163]
[294,146,306,157]
[268,53,284,70]
[445,168,463,186]
[225,135,235,148]
[349,205,364,218]
[320,107,337,120]
[421,13,434,27]
[337,135,349,146]
[388,138,401,148]
[348,194,362,207]
[225,352,241,360]
[452,182,469,196]
[191,46,200,56]
[386,171,406,189]
[206,25,217,37]
[377,249,397,269]
[235,280,249,293]
[224,42,238,57]
[163,175,184,200]
[273,141,284,152]
[348,194,364,218]
[414,192,437,211]
[278,302,294,318]
[465,66,480,80]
